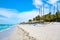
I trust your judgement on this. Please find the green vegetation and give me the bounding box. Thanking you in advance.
[29,19,32,22]
[28,10,60,22]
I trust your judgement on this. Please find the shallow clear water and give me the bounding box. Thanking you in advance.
[0,24,13,30]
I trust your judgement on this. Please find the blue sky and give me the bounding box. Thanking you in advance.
[0,0,36,12]
[0,0,60,24]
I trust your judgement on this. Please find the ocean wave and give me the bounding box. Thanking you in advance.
[0,24,14,31]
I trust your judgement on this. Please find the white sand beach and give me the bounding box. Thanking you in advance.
[9,22,60,40]
[0,22,60,40]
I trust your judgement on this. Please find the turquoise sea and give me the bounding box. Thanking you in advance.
[0,24,13,30]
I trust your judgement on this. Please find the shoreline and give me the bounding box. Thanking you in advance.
[0,25,16,40]
[0,25,15,32]
[0,22,60,40]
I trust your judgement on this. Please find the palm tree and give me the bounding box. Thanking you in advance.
[49,5,51,22]
[33,18,36,21]
[29,19,32,22]
[56,2,58,22]
[42,3,44,20]
[35,15,40,21]
[38,5,42,22]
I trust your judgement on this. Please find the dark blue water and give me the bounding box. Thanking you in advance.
[0,24,13,30]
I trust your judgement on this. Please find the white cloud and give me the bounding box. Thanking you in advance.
[47,0,59,5]
[18,10,39,22]
[33,0,43,8]
[49,0,57,3]
[0,8,19,24]
[0,8,19,18]
[0,8,40,24]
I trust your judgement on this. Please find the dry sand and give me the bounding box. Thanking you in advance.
[6,22,60,40]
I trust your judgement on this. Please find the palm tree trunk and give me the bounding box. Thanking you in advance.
[56,2,58,22]
[49,6,51,22]
[43,3,44,21]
